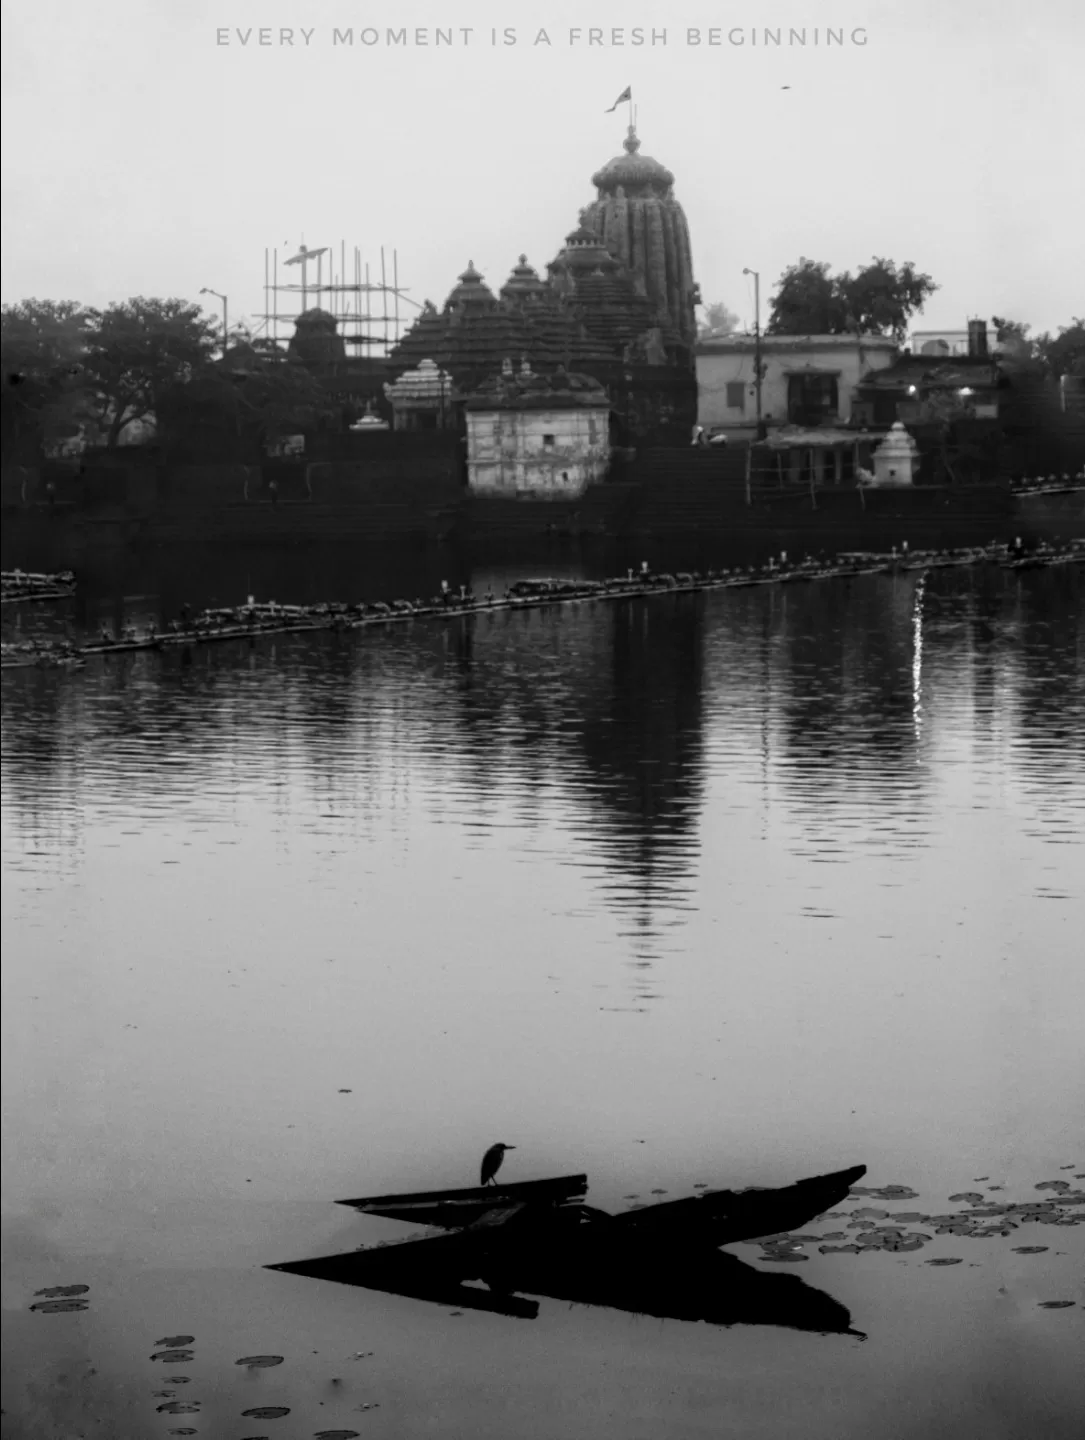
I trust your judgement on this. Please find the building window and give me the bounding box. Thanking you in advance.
[787,374,839,427]
[725,381,745,412]
[542,433,556,448]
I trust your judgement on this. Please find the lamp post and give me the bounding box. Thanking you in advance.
[200,287,229,359]
[742,267,763,438]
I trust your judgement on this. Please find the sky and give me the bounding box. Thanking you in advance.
[2,0,1083,342]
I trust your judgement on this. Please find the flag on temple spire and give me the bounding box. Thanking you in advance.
[605,86,631,113]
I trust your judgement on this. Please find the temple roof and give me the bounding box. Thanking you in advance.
[466,366,609,411]
[445,261,498,311]
[499,255,551,302]
[592,127,675,193]
[294,307,338,328]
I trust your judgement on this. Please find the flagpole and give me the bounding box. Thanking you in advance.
[630,96,635,132]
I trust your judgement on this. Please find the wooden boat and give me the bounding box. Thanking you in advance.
[334,1164,865,1249]
[271,1165,867,1333]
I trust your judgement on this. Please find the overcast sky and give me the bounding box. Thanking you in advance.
[2,0,1082,341]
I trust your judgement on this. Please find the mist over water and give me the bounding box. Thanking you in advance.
[3,552,1083,1438]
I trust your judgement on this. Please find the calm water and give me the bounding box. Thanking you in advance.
[3,552,1084,1439]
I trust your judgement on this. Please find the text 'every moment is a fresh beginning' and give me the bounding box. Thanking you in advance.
[214,27,871,48]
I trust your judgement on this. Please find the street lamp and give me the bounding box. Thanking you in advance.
[742,267,764,438]
[200,287,229,359]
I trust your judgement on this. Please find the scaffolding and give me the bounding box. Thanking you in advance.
[254,243,420,356]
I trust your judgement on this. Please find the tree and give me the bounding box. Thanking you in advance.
[1036,318,1085,379]
[766,259,846,336]
[697,301,740,340]
[993,315,1085,377]
[767,257,937,340]
[838,258,938,341]
[1,299,90,461]
[81,297,218,446]
[156,343,340,460]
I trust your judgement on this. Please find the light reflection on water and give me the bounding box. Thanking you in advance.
[2,560,1084,1438]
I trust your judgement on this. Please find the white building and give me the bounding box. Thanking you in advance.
[465,362,610,499]
[696,334,898,436]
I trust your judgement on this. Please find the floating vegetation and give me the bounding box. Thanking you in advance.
[751,1175,1084,1269]
[30,1298,89,1312]
[1037,1301,1075,1309]
[235,1355,285,1368]
[156,1335,195,1347]
[242,1407,291,1419]
[35,1284,89,1297]
[925,1258,963,1266]
[151,1350,195,1364]
[848,1185,920,1200]
[157,1401,200,1414]
[315,1431,362,1439]
[168,1431,198,1437]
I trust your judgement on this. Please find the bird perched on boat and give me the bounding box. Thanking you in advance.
[481,1143,516,1186]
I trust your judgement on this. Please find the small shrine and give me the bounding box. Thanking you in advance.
[871,422,921,487]
[464,360,611,499]
[383,359,455,430]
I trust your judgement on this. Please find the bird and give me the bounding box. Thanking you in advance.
[480,1143,516,1186]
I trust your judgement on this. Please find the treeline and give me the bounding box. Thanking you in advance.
[699,256,1084,377]
[1,297,353,464]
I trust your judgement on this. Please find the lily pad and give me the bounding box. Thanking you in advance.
[35,1284,89,1297]
[315,1432,362,1439]
[1035,1180,1071,1192]
[948,1193,985,1204]
[925,1257,962,1266]
[30,1299,89,1313]
[818,1244,862,1254]
[157,1402,200,1414]
[151,1351,194,1364]
[848,1184,919,1200]
[235,1355,284,1368]
[241,1408,291,1420]
[156,1335,195,1347]
[1037,1301,1075,1309]
[1012,1246,1049,1254]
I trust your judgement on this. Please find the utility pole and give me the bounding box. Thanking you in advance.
[743,267,764,438]
[200,287,228,359]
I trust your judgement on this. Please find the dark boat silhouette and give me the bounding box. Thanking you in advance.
[269,1165,866,1335]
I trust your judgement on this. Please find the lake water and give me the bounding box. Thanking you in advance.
[3,550,1084,1439]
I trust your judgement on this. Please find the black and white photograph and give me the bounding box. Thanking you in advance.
[2,2,1083,1436]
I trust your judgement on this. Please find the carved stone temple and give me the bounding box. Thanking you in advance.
[385,125,699,463]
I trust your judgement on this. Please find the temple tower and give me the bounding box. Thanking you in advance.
[580,126,699,352]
